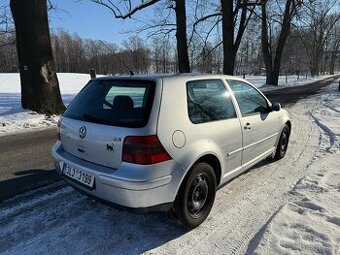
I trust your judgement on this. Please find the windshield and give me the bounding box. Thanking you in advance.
[63,79,156,128]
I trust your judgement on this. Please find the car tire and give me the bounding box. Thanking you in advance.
[274,124,290,160]
[170,162,217,229]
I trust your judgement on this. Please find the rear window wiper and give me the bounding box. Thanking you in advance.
[81,113,142,127]
[82,114,109,123]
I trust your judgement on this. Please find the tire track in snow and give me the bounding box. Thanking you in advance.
[310,113,338,152]
[0,187,90,253]
[1,182,69,221]
[1,185,184,255]
[146,98,321,255]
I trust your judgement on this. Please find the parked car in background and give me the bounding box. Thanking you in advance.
[51,74,291,228]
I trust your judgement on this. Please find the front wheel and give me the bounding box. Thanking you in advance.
[274,124,290,159]
[170,162,217,229]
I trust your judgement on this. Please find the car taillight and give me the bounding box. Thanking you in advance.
[122,135,172,165]
[57,119,61,141]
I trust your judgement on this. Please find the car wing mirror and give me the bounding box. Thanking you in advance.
[272,102,281,111]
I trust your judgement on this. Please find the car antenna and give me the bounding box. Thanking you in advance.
[122,62,134,76]
[99,40,134,76]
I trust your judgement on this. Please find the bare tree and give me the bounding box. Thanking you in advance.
[198,44,213,73]
[174,0,190,72]
[221,0,260,75]
[0,33,17,72]
[279,29,309,76]
[10,0,65,114]
[187,0,260,74]
[52,30,152,75]
[328,23,340,74]
[0,4,14,36]
[296,0,340,76]
[122,37,151,73]
[91,0,190,72]
[0,4,17,72]
[261,0,302,85]
[151,36,174,73]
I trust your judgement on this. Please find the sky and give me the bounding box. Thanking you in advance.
[48,0,155,46]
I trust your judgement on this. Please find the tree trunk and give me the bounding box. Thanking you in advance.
[272,0,292,84]
[261,0,293,85]
[221,0,235,75]
[310,59,319,76]
[10,0,65,115]
[175,0,190,73]
[261,3,274,85]
[221,1,257,75]
[329,46,339,74]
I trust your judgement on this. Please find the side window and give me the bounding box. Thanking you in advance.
[187,79,237,124]
[227,80,268,116]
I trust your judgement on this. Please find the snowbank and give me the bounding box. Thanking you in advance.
[0,73,94,136]
[253,83,340,255]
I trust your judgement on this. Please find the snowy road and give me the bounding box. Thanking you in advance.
[1,81,339,254]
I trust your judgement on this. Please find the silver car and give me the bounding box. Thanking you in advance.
[51,74,291,228]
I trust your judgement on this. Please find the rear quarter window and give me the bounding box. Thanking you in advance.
[63,79,155,127]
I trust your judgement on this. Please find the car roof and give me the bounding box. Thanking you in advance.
[94,73,246,83]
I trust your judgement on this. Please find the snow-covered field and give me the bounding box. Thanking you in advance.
[0,73,94,136]
[0,79,339,254]
[0,73,334,136]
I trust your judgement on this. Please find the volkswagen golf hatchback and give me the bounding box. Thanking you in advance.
[52,74,291,228]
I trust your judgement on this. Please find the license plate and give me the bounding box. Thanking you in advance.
[63,163,95,188]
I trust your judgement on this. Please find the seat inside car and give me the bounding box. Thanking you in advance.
[113,95,134,110]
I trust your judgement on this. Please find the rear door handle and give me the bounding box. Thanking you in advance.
[244,122,251,130]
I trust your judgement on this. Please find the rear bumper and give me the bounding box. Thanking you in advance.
[51,142,184,210]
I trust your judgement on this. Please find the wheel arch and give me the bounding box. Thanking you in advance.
[274,118,292,148]
[170,154,220,228]
[196,154,222,186]
[178,154,222,191]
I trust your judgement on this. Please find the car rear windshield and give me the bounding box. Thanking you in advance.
[63,79,156,128]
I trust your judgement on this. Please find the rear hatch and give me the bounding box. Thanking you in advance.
[60,78,157,169]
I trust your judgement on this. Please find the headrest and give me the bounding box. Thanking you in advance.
[113,95,134,109]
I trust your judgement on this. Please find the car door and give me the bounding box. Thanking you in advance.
[227,79,280,168]
[186,79,243,176]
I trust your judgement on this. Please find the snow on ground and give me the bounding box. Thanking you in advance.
[253,83,340,255]
[244,74,336,92]
[0,73,94,94]
[0,73,334,136]
[0,80,339,254]
[0,73,94,136]
[254,157,340,255]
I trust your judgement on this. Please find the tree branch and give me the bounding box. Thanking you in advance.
[92,0,160,19]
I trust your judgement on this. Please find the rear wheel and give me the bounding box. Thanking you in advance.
[170,162,217,229]
[274,124,290,159]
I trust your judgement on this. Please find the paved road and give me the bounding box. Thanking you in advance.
[0,75,339,202]
[265,75,339,106]
[0,129,60,201]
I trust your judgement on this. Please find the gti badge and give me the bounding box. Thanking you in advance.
[79,126,87,139]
